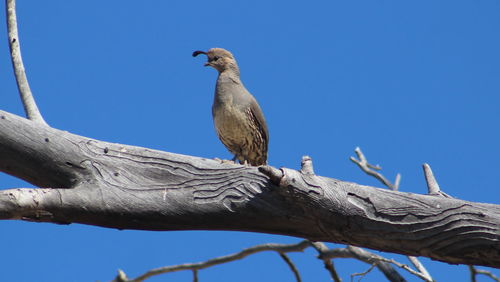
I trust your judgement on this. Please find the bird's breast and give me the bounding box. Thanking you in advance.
[213,103,249,133]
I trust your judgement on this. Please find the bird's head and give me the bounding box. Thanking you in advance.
[192,48,239,73]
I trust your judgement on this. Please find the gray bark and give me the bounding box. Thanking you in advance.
[0,110,499,268]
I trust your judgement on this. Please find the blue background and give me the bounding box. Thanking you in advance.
[1,1,499,281]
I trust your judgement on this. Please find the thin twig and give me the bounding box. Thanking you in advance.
[309,242,342,282]
[376,257,433,282]
[319,246,405,282]
[117,240,310,282]
[323,259,341,282]
[470,265,478,282]
[6,0,47,125]
[350,147,398,190]
[351,263,376,282]
[407,256,432,282]
[279,253,302,282]
[469,265,500,282]
[393,173,401,190]
[192,269,198,282]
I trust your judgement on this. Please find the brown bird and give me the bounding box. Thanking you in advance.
[193,48,269,166]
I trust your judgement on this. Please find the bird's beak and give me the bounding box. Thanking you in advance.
[192,50,211,67]
[192,50,207,57]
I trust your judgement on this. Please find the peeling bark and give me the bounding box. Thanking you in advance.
[0,110,499,268]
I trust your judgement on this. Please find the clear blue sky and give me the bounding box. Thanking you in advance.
[1,1,499,281]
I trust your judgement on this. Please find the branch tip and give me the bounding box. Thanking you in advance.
[258,165,283,185]
[422,163,451,198]
[300,155,315,175]
[6,0,47,125]
[114,269,128,282]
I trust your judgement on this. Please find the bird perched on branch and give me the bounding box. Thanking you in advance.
[192,48,269,166]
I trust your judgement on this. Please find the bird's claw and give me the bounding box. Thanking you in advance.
[214,158,237,165]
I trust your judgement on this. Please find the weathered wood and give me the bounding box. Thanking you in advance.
[0,110,499,268]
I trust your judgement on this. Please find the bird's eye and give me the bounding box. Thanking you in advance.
[213,56,220,61]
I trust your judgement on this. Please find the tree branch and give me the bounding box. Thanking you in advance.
[376,257,433,282]
[115,241,311,282]
[319,246,406,282]
[351,263,376,281]
[0,110,499,267]
[5,0,47,125]
[468,265,500,282]
[192,269,199,282]
[309,242,342,282]
[350,147,433,281]
[407,256,432,282]
[320,245,438,282]
[421,167,496,281]
[350,147,400,190]
[278,253,302,282]
[423,163,452,198]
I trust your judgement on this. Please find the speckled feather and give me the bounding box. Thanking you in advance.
[194,48,268,166]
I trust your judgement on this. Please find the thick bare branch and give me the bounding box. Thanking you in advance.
[351,147,432,280]
[5,0,47,125]
[0,111,499,268]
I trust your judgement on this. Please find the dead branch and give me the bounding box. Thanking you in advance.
[5,0,47,124]
[319,247,406,282]
[278,253,301,282]
[350,147,400,190]
[309,242,342,282]
[0,111,499,268]
[350,147,433,281]
[351,263,376,281]
[114,241,310,282]
[468,265,500,282]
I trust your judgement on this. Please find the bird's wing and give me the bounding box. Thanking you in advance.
[248,98,269,149]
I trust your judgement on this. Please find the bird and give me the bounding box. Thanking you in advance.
[192,48,269,166]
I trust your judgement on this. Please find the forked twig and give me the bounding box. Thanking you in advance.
[468,265,500,282]
[350,147,400,190]
[310,242,342,282]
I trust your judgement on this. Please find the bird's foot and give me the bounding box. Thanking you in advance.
[214,157,237,165]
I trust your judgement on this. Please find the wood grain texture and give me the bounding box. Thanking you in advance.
[0,110,498,268]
